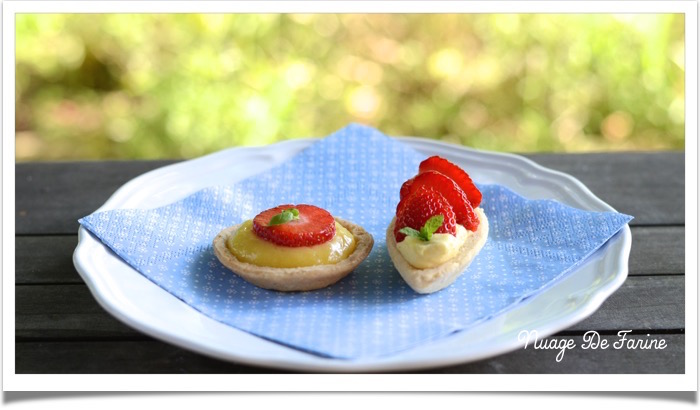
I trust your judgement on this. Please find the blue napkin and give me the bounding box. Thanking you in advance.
[80,124,633,359]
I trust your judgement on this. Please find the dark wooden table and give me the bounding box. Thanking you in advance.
[15,152,685,373]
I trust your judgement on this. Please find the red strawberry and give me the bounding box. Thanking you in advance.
[394,186,457,242]
[418,156,482,208]
[399,170,480,231]
[252,204,336,247]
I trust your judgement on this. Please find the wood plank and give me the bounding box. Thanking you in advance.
[16,236,83,284]
[629,226,684,275]
[15,225,683,285]
[420,334,684,374]
[524,152,684,226]
[14,334,683,374]
[16,160,178,235]
[14,340,291,374]
[15,275,684,340]
[15,285,141,339]
[566,275,684,332]
[16,153,683,235]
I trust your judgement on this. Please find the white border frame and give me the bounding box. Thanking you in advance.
[3,0,697,394]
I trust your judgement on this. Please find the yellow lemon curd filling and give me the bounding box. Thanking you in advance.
[396,224,470,269]
[227,220,357,268]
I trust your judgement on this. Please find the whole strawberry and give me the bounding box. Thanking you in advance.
[394,186,457,243]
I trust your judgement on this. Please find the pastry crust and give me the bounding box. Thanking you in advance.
[386,208,489,294]
[213,217,374,292]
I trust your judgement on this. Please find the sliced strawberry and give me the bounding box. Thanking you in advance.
[394,186,457,242]
[418,156,482,208]
[399,170,479,231]
[252,204,335,247]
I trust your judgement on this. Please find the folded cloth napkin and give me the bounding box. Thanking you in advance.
[80,124,633,359]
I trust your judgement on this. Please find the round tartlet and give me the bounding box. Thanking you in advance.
[386,208,489,294]
[213,217,374,292]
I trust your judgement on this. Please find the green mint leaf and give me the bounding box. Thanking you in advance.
[398,227,422,239]
[419,215,444,241]
[268,211,293,226]
[268,208,299,226]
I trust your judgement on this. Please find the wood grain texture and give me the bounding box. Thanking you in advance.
[14,340,292,374]
[566,275,684,332]
[15,276,684,341]
[16,236,83,284]
[15,285,138,339]
[14,334,683,374]
[629,226,684,275]
[14,153,685,374]
[524,152,684,226]
[419,334,684,374]
[16,160,177,235]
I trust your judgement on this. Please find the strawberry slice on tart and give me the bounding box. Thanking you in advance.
[253,204,336,247]
[398,170,480,232]
[393,186,457,243]
[214,204,373,292]
[418,155,483,208]
[387,156,488,294]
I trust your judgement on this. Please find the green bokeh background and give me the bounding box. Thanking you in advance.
[15,14,685,161]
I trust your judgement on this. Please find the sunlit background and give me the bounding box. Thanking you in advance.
[15,14,685,161]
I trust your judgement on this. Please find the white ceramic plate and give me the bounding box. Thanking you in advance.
[73,137,632,372]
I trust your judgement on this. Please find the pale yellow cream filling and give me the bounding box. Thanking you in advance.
[227,220,357,268]
[396,224,470,269]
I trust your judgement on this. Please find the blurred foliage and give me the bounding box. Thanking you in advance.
[15,14,684,161]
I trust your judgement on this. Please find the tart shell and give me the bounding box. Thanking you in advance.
[213,217,374,292]
[386,207,489,294]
